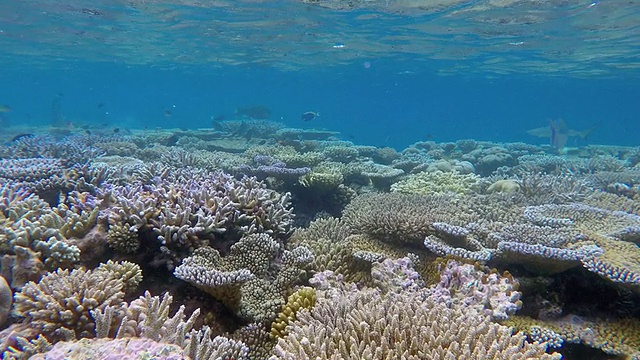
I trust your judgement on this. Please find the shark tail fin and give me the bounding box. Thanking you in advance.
[579,122,600,140]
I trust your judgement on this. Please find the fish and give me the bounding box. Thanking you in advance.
[164,109,172,118]
[526,119,598,148]
[0,104,12,112]
[549,118,569,151]
[301,111,320,121]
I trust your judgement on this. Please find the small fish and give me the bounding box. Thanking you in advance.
[0,104,12,113]
[164,109,172,117]
[301,111,320,121]
[213,114,226,121]
[85,130,92,135]
[97,103,104,108]
[10,133,35,142]
[113,128,120,134]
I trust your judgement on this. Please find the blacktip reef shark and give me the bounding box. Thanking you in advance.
[526,119,598,151]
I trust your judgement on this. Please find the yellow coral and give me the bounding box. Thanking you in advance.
[270,287,316,338]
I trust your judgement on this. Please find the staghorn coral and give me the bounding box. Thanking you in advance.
[12,261,141,341]
[101,167,295,267]
[391,170,480,195]
[37,291,251,360]
[0,188,89,276]
[174,233,313,323]
[343,192,477,245]
[515,172,590,205]
[270,283,559,360]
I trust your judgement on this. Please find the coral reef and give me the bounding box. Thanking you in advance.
[174,233,313,323]
[3,129,640,360]
[12,261,142,341]
[270,269,559,359]
[0,276,11,326]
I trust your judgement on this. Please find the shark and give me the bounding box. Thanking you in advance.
[526,119,598,151]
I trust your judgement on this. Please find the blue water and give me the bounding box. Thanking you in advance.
[0,0,639,149]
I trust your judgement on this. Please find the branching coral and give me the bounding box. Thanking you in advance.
[101,167,295,267]
[12,261,142,341]
[391,170,480,195]
[174,233,313,323]
[270,282,558,359]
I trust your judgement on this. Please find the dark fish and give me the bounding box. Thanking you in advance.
[526,120,597,140]
[85,130,92,135]
[11,133,35,142]
[301,111,320,121]
[164,109,172,117]
[0,104,12,113]
[213,114,226,121]
[257,139,267,145]
[113,128,120,134]
[97,103,104,108]
[549,118,569,151]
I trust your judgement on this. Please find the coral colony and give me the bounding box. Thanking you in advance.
[2,124,640,359]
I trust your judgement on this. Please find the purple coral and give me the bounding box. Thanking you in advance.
[429,260,522,320]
